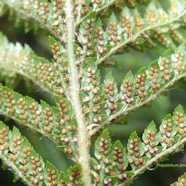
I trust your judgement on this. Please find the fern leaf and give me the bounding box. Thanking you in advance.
[76,1,186,65]
[0,33,64,97]
[0,121,55,185]
[1,0,68,43]
[93,105,186,185]
[49,36,70,92]
[0,120,83,185]
[91,45,186,136]
[80,58,106,127]
[103,72,119,116]
[0,84,80,159]
[94,2,186,65]
[0,84,55,139]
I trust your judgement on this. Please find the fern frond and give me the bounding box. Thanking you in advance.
[0,121,83,185]
[92,2,186,65]
[91,45,186,135]
[92,105,186,185]
[1,0,66,42]
[0,84,57,140]
[75,1,186,66]
[0,84,78,159]
[0,121,58,185]
[0,33,64,97]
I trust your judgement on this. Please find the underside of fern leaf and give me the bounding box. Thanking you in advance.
[92,105,186,185]
[0,0,186,186]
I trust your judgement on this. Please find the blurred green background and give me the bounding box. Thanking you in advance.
[0,7,186,186]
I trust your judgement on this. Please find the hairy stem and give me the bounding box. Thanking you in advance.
[90,72,186,136]
[0,152,32,186]
[96,10,186,65]
[65,1,92,185]
[121,136,186,186]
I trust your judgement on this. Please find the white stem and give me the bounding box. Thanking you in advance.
[65,1,92,185]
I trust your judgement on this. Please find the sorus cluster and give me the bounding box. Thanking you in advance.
[128,137,145,168]
[118,172,128,183]
[68,168,82,186]
[19,147,31,175]
[2,42,63,97]
[51,42,69,85]
[56,99,78,157]
[91,0,103,8]
[30,156,44,185]
[121,10,133,38]
[82,66,102,124]
[173,108,186,137]
[103,177,112,186]
[113,146,126,171]
[143,128,159,157]
[157,9,168,22]
[108,20,121,46]
[133,10,144,30]
[152,28,171,48]
[93,133,117,185]
[2,90,16,115]
[98,137,110,157]
[57,98,70,122]
[121,79,134,105]
[33,61,64,96]
[135,73,148,99]
[74,0,89,19]
[104,81,118,115]
[46,167,58,186]
[52,0,65,36]
[171,51,185,73]
[29,102,41,127]
[0,126,9,153]
[17,97,43,130]
[20,0,50,23]
[77,18,94,62]
[159,57,172,81]
[39,2,50,22]
[160,118,175,148]
[129,40,144,51]
[43,107,54,134]
[94,26,107,57]
[17,98,29,122]
[169,25,183,44]
[145,5,158,24]
[147,66,160,91]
